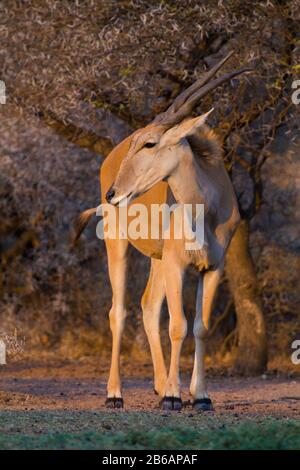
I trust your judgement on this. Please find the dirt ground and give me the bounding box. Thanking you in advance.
[0,360,299,419]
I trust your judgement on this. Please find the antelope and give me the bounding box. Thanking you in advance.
[75,52,250,411]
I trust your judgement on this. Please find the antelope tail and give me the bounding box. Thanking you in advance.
[72,207,98,244]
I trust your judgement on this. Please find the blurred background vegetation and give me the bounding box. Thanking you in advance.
[0,0,299,374]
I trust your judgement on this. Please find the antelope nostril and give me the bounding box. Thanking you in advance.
[106,187,115,203]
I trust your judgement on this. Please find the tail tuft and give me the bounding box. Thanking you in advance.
[72,207,98,245]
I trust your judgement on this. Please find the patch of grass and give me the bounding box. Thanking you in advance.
[0,411,299,450]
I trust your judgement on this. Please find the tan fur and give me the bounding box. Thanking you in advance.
[104,117,240,405]
[75,54,247,408]
[77,120,240,407]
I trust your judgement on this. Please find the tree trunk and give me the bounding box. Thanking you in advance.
[225,220,268,375]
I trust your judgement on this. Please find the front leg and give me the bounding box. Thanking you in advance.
[142,258,167,397]
[105,238,128,408]
[161,255,187,411]
[190,266,223,411]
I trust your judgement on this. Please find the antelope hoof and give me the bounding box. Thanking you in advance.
[193,398,214,411]
[105,397,124,409]
[160,396,182,411]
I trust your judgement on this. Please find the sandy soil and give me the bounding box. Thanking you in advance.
[0,360,299,419]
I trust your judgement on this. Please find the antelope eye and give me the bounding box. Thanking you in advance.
[144,142,156,149]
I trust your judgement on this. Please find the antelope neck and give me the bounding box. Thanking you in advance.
[167,146,209,208]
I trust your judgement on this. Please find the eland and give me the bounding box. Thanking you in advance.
[75,52,250,411]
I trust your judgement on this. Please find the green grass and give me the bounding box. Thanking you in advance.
[0,411,299,450]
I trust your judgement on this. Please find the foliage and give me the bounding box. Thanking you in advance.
[0,411,299,450]
[0,0,299,362]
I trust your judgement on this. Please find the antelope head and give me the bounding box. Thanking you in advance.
[106,52,250,206]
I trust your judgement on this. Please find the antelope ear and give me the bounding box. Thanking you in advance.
[170,108,214,141]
